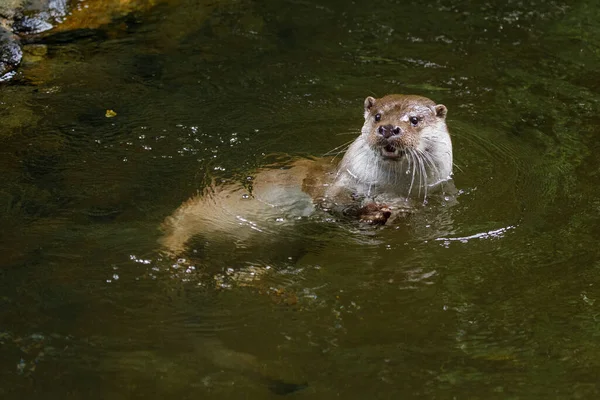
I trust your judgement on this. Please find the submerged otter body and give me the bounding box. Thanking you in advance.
[160,94,453,254]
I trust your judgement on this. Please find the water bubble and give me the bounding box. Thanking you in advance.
[16,359,26,374]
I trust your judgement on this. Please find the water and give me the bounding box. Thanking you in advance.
[2,0,600,398]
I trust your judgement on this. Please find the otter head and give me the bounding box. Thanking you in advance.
[361,94,448,161]
[334,94,452,200]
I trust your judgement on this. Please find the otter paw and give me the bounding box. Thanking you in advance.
[358,203,392,225]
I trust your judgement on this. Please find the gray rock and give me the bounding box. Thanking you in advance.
[0,0,72,80]
[0,26,22,77]
[0,0,26,21]
[14,0,70,34]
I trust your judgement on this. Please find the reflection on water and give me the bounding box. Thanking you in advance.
[2,0,600,398]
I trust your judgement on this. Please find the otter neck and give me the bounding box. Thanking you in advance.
[337,135,447,199]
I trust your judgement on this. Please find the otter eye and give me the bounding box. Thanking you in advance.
[409,116,419,126]
[375,113,381,122]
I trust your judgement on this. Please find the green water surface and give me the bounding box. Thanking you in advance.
[2,0,600,398]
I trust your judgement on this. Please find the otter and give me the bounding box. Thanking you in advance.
[160,94,453,254]
[323,94,453,223]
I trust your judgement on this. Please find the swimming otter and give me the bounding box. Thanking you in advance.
[160,94,453,254]
[324,94,453,223]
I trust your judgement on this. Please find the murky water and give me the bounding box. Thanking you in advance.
[2,0,600,398]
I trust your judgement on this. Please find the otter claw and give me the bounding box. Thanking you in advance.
[358,203,392,225]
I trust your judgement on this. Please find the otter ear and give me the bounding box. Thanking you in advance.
[364,96,376,119]
[434,104,447,119]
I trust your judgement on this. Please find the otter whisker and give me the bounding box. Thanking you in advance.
[415,149,427,200]
[417,153,423,199]
[458,128,518,165]
[336,129,360,136]
[420,155,429,201]
[411,149,424,199]
[407,150,416,198]
[453,162,464,173]
[416,148,439,180]
[422,157,429,201]
[323,139,354,157]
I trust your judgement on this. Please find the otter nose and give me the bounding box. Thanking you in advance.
[377,124,401,139]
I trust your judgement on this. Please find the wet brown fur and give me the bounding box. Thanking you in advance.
[160,94,453,254]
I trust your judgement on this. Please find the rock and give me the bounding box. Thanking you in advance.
[0,0,85,80]
[0,27,22,77]
[0,0,25,21]
[0,0,172,81]
[13,0,69,34]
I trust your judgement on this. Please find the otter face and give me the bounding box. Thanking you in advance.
[361,94,448,161]
[334,94,452,199]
